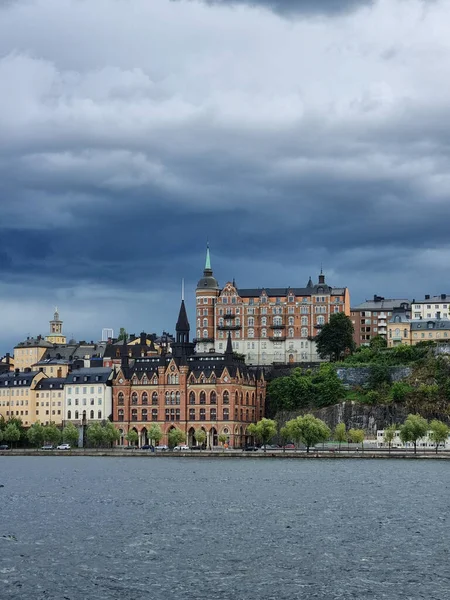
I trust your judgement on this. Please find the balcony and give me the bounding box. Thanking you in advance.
[194,337,215,343]
[269,336,287,342]
[270,324,286,329]
[218,324,241,330]
[223,313,236,319]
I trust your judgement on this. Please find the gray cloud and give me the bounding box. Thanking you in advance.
[197,0,373,16]
[0,0,449,352]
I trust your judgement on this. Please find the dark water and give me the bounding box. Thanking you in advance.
[0,457,449,600]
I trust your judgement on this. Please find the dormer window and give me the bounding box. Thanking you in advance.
[288,296,294,303]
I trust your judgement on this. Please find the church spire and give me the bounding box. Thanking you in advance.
[225,331,233,357]
[176,299,190,344]
[205,242,212,272]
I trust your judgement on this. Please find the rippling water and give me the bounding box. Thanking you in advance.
[0,457,449,600]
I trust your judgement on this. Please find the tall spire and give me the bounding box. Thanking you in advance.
[205,242,212,273]
[176,300,190,342]
[225,332,233,357]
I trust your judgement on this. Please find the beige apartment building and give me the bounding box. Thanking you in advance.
[387,316,450,347]
[0,370,47,426]
[351,296,411,346]
[194,247,350,365]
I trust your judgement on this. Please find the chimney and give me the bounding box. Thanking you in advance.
[140,331,146,346]
[24,367,31,373]
[5,353,10,365]
[441,294,446,300]
[14,368,19,375]
[425,295,430,300]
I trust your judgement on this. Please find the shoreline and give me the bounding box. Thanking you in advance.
[1,449,450,459]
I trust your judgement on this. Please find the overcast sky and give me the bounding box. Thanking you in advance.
[1,0,449,353]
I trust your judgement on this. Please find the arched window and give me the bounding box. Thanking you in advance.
[176,391,180,404]
[131,409,138,421]
[152,409,158,421]
[98,410,102,419]
[197,318,201,327]
[235,391,239,404]
[219,318,224,327]
[142,392,148,405]
[118,392,124,406]
[200,391,206,405]
[246,392,249,405]
[75,410,79,420]
[301,316,308,326]
[67,410,72,419]
[152,392,158,405]
[395,328,400,337]
[288,316,294,326]
[210,391,217,404]
[261,317,267,326]
[235,317,240,326]
[248,328,254,338]
[142,409,148,421]
[189,391,196,405]
[288,328,294,338]
[223,408,229,420]
[90,410,94,419]
[197,329,201,338]
[301,327,308,337]
[203,329,208,338]
[165,391,170,404]
[203,318,208,327]
[171,391,176,405]
[317,316,325,325]
[211,408,217,420]
[189,408,196,420]
[274,316,282,326]
[131,392,138,405]
[261,328,267,338]
[248,317,254,326]
[404,329,408,338]
[252,392,255,405]
[223,391,229,404]
[118,409,124,421]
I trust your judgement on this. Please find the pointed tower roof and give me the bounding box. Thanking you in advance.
[225,332,233,357]
[306,276,314,288]
[176,300,190,333]
[197,243,219,291]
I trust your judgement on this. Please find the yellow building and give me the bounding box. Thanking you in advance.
[34,377,65,426]
[45,308,67,345]
[0,370,47,426]
[14,337,53,372]
[388,316,450,347]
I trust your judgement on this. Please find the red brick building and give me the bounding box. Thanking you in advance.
[112,300,266,449]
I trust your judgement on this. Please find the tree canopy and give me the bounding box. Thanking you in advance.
[247,418,277,451]
[315,312,355,362]
[399,414,428,454]
[285,414,330,452]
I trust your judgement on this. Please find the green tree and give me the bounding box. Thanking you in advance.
[267,368,314,413]
[247,418,277,452]
[391,382,412,403]
[399,414,428,454]
[62,423,80,447]
[313,364,345,407]
[147,424,163,446]
[103,422,120,448]
[43,423,61,446]
[3,423,21,448]
[334,423,347,452]
[218,433,228,448]
[315,312,355,362]
[348,428,365,451]
[194,429,207,449]
[429,419,449,454]
[369,335,388,350]
[117,328,128,342]
[86,422,106,447]
[279,425,289,453]
[368,364,391,390]
[168,428,186,449]
[125,429,138,447]
[383,424,397,455]
[286,414,330,453]
[27,422,46,448]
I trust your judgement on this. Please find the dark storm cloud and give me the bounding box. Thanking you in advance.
[0,0,450,350]
[197,0,373,16]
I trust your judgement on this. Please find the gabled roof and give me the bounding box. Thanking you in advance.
[35,378,65,390]
[65,367,112,384]
[0,371,40,387]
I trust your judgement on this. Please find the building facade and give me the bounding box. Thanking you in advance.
[387,316,450,347]
[0,370,47,426]
[194,247,350,365]
[351,296,411,347]
[411,294,450,320]
[45,308,67,345]
[112,300,266,448]
[34,377,65,426]
[64,367,113,426]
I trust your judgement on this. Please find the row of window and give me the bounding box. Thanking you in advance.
[117,390,258,406]
[117,407,254,422]
[67,387,104,395]
[67,410,102,420]
[67,398,103,406]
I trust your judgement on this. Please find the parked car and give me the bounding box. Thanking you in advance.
[141,444,154,450]
[0,444,9,450]
[243,445,259,452]
[283,443,296,450]
[57,444,71,450]
[173,445,190,451]
[41,445,54,450]
[260,444,279,451]
[190,445,202,450]
[155,445,169,451]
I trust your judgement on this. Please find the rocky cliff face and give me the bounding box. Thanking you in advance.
[276,401,450,436]
[336,366,412,387]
